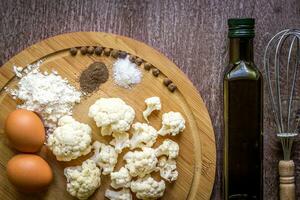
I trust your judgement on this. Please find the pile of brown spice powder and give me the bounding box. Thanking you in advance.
[79,62,109,93]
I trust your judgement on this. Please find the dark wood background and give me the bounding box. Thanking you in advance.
[1,0,300,199]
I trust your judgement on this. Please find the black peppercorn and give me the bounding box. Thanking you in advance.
[135,58,143,66]
[95,46,103,55]
[168,83,177,92]
[111,50,119,58]
[70,47,78,56]
[118,51,127,59]
[80,46,87,55]
[129,55,136,62]
[144,63,152,71]
[104,48,111,56]
[163,78,172,86]
[87,46,95,54]
[152,68,160,77]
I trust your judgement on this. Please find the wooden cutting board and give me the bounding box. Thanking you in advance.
[0,32,216,200]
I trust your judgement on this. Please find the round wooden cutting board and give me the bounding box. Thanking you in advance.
[0,32,216,200]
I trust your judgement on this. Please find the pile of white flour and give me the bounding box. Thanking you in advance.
[5,61,81,131]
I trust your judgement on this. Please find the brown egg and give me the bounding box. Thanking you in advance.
[6,154,53,192]
[5,109,45,152]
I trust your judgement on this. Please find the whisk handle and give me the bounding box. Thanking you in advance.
[279,160,295,200]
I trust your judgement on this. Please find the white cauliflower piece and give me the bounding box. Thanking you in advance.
[64,159,101,200]
[157,156,178,182]
[47,116,92,161]
[155,139,179,159]
[130,175,166,199]
[158,111,185,136]
[143,97,161,123]
[91,141,118,175]
[88,98,135,136]
[124,147,158,177]
[110,132,130,153]
[105,188,132,200]
[130,123,158,149]
[110,167,132,189]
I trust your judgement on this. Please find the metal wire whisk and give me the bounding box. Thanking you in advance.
[264,29,300,200]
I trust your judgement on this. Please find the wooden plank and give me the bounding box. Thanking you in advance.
[1,1,300,199]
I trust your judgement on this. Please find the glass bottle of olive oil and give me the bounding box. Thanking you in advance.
[223,18,263,200]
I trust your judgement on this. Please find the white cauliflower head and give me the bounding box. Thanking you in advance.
[105,188,132,200]
[143,97,161,123]
[47,116,92,161]
[158,111,185,136]
[155,139,179,159]
[91,141,118,175]
[124,147,158,177]
[64,159,101,200]
[110,132,130,153]
[130,175,166,199]
[157,156,178,182]
[88,98,135,136]
[130,123,158,149]
[110,167,132,189]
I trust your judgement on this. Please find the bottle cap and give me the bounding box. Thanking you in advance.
[228,18,255,38]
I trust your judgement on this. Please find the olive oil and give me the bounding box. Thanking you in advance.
[223,18,263,200]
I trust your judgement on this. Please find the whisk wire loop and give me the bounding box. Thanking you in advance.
[264,29,300,160]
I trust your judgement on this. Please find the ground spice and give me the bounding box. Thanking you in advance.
[79,62,109,93]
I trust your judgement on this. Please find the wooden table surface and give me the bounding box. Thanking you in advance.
[1,0,300,199]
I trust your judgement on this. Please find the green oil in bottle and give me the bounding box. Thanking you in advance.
[223,18,263,200]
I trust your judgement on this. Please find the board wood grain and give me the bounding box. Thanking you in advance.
[0,32,216,199]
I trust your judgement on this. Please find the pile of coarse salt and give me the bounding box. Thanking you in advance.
[5,61,81,132]
[113,56,142,88]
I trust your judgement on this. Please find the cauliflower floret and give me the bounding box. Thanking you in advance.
[157,156,178,182]
[91,141,118,175]
[158,111,185,136]
[142,97,161,123]
[110,167,132,189]
[110,132,130,153]
[124,147,158,177]
[58,115,77,126]
[155,139,179,159]
[130,123,158,149]
[47,116,92,161]
[105,188,132,200]
[88,98,135,136]
[130,175,166,199]
[64,159,101,200]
